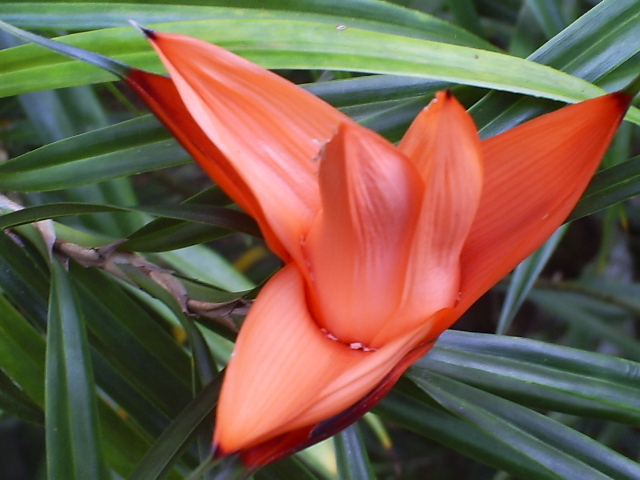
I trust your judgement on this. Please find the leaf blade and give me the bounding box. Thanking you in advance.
[46,259,109,480]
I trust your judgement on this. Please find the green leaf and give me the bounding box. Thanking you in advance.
[0,231,195,474]
[0,234,50,325]
[411,371,640,480]
[125,221,233,253]
[0,16,131,77]
[129,375,222,480]
[421,331,640,426]
[72,266,193,419]
[527,289,640,362]
[496,225,567,334]
[255,456,321,480]
[525,0,566,38]
[156,245,255,293]
[570,154,640,220]
[0,202,261,237]
[528,0,639,82]
[46,259,109,480]
[123,186,237,253]
[0,295,45,423]
[0,3,639,479]
[0,18,638,125]
[117,263,218,387]
[0,0,494,49]
[304,74,451,108]
[0,366,42,424]
[568,279,640,315]
[0,115,190,191]
[436,330,640,386]
[334,424,375,480]
[445,0,484,38]
[475,0,640,135]
[377,390,552,479]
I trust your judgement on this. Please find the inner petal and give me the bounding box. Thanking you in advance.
[304,122,423,348]
[397,91,483,327]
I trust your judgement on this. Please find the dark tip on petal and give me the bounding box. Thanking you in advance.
[128,19,156,39]
[444,89,453,99]
[611,91,635,110]
[212,442,226,460]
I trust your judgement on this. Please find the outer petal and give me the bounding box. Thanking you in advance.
[304,122,423,347]
[125,71,268,238]
[397,91,483,323]
[236,338,436,467]
[143,31,350,261]
[214,264,445,455]
[452,92,633,324]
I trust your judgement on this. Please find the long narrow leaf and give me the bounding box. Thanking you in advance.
[46,259,109,480]
[117,263,218,387]
[474,0,640,136]
[416,336,640,426]
[411,371,640,480]
[0,116,189,191]
[0,294,45,422]
[496,225,567,334]
[0,202,261,237]
[254,456,321,480]
[528,289,640,362]
[571,154,640,220]
[376,390,553,479]
[73,266,193,418]
[129,375,222,480]
[0,19,638,125]
[0,0,494,49]
[436,330,640,386]
[334,424,375,480]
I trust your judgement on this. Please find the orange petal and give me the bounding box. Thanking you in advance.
[453,91,633,323]
[304,122,423,347]
[397,91,483,325]
[236,338,437,467]
[143,31,350,262]
[125,70,274,246]
[214,264,444,454]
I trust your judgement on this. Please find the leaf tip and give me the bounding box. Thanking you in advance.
[128,19,156,39]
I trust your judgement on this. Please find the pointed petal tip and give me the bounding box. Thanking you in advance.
[128,19,156,39]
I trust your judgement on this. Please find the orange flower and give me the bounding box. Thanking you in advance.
[131,30,636,467]
[0,18,635,471]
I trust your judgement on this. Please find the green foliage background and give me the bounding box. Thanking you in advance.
[0,1,639,479]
